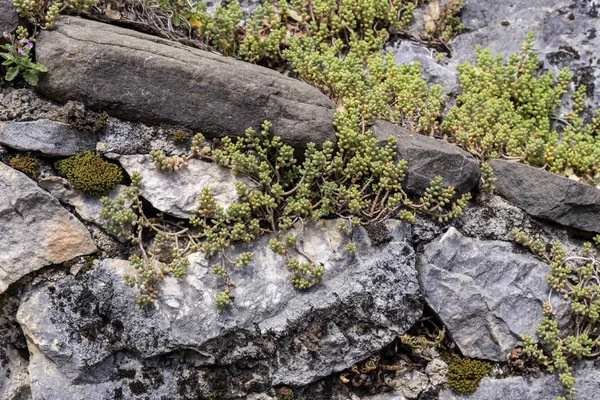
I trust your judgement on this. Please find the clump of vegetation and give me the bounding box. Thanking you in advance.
[445,354,492,395]
[9,154,40,176]
[55,151,123,195]
[101,120,470,307]
[514,230,600,400]
[0,26,47,86]
[12,0,96,29]
[441,32,600,184]
[172,130,190,144]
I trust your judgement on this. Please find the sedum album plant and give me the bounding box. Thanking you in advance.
[101,120,470,308]
[442,32,600,184]
[513,230,600,400]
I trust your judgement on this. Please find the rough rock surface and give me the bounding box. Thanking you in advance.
[119,154,256,218]
[0,162,97,293]
[371,120,480,195]
[439,361,600,400]
[39,175,127,226]
[418,227,569,361]
[35,17,336,150]
[0,119,97,156]
[489,159,600,233]
[0,0,19,38]
[17,219,422,399]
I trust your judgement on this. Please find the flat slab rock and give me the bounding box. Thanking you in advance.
[371,120,480,196]
[119,154,256,218]
[0,162,96,294]
[439,361,600,400]
[0,119,98,156]
[490,159,600,233]
[17,219,422,399]
[35,17,335,150]
[418,227,569,362]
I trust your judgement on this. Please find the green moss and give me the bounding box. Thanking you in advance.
[446,354,492,395]
[9,154,39,176]
[55,151,122,195]
[172,130,190,144]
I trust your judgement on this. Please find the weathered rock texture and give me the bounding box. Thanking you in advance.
[0,119,97,156]
[0,0,19,39]
[119,154,256,218]
[418,227,569,362]
[39,175,128,226]
[371,120,480,195]
[0,162,97,293]
[17,219,421,398]
[35,17,336,150]
[490,159,600,233]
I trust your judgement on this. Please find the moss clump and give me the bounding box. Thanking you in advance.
[446,354,492,395]
[55,151,122,195]
[9,154,39,176]
[172,130,190,144]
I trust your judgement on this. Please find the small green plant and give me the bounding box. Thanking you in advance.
[55,151,123,195]
[514,230,600,400]
[12,0,96,29]
[1,27,47,86]
[442,32,600,183]
[446,354,492,395]
[9,154,40,176]
[101,121,470,308]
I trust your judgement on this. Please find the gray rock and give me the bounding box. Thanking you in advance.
[439,361,600,400]
[202,0,262,16]
[388,41,458,96]
[118,154,256,218]
[0,119,97,156]
[35,17,336,151]
[0,0,19,39]
[0,162,97,293]
[38,175,128,227]
[17,219,422,398]
[418,227,569,361]
[426,358,448,386]
[391,370,429,399]
[371,120,480,195]
[489,159,600,233]
[0,344,31,400]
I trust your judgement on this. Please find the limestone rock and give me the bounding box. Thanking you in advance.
[17,219,422,398]
[0,119,97,156]
[0,0,19,39]
[118,154,256,218]
[418,227,569,361]
[35,17,336,151]
[489,159,600,233]
[0,162,96,293]
[0,344,30,400]
[391,370,429,399]
[371,120,480,195]
[426,358,448,386]
[38,175,127,227]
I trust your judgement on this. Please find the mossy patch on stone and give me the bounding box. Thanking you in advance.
[55,151,122,195]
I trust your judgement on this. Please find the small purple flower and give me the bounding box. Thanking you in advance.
[25,40,33,49]
[18,48,26,56]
